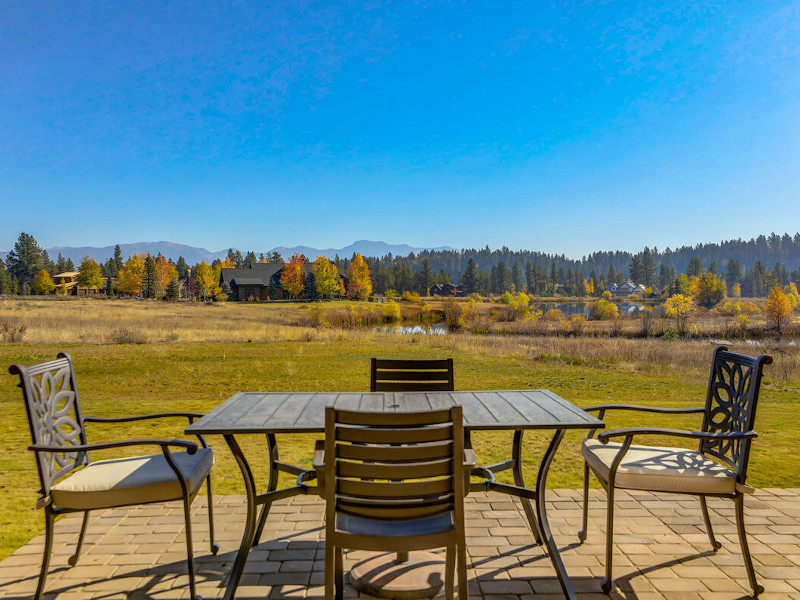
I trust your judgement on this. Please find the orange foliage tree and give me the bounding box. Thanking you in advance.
[346,253,372,300]
[155,256,178,298]
[280,253,306,298]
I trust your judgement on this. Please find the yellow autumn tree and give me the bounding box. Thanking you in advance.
[32,269,55,294]
[154,256,178,298]
[115,253,145,296]
[764,286,792,333]
[346,253,372,300]
[280,253,306,298]
[194,261,218,300]
[664,293,695,335]
[312,255,340,299]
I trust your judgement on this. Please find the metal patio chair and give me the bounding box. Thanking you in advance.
[370,358,454,392]
[578,345,772,596]
[10,352,218,600]
[314,405,471,600]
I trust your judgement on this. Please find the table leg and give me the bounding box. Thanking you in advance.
[512,430,542,544]
[252,433,280,547]
[222,434,259,600]
[535,429,576,600]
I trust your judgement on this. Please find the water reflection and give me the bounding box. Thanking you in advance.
[376,324,447,335]
[533,301,645,317]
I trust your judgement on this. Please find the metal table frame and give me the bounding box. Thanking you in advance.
[187,390,603,600]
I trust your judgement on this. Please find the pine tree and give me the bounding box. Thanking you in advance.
[143,254,157,298]
[176,256,188,279]
[512,262,523,292]
[460,259,478,294]
[114,245,123,272]
[5,232,46,292]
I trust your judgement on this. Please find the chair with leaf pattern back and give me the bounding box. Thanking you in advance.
[9,352,218,600]
[578,345,771,596]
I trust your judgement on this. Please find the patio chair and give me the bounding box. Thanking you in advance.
[578,346,771,596]
[371,358,454,392]
[9,352,218,600]
[314,406,471,600]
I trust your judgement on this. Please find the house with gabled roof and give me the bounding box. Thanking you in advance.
[606,280,647,297]
[220,263,347,301]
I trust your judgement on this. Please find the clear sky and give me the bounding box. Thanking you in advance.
[1,1,799,258]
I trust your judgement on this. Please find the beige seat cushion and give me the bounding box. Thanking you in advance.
[582,439,736,495]
[52,448,214,510]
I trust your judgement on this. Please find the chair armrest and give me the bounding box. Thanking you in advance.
[312,439,325,469]
[597,427,757,444]
[583,404,705,415]
[463,448,477,469]
[29,438,199,454]
[84,412,204,424]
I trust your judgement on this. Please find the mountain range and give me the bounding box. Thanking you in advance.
[0,240,455,266]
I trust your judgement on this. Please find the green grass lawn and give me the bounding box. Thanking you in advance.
[1,338,798,559]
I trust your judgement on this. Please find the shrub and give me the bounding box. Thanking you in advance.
[569,314,586,334]
[661,326,680,341]
[0,319,26,342]
[384,289,398,300]
[544,308,564,322]
[588,299,618,320]
[602,290,612,301]
[498,291,513,304]
[308,303,328,327]
[443,298,466,331]
[401,291,421,303]
[112,326,145,344]
[381,301,402,323]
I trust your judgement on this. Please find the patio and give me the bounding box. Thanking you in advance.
[1,489,798,600]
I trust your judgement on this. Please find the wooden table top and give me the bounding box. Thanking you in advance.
[187,390,603,435]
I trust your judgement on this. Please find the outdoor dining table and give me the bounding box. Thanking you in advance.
[186,390,604,600]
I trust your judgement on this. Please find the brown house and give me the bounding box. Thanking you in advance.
[220,262,347,301]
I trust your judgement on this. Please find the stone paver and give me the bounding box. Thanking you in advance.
[1,489,799,599]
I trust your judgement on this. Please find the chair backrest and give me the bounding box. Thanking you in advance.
[700,345,772,480]
[370,358,454,392]
[324,406,464,523]
[9,352,88,498]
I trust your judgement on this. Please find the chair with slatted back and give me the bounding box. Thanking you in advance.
[10,352,218,600]
[370,358,454,392]
[314,406,469,600]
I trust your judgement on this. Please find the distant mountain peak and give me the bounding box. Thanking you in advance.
[0,240,454,265]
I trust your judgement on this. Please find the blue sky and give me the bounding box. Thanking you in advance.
[1,1,799,258]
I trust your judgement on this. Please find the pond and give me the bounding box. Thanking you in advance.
[533,301,646,317]
[375,323,447,335]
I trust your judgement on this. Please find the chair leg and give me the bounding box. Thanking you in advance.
[445,545,455,600]
[601,485,615,594]
[699,496,721,550]
[206,475,219,554]
[735,493,764,597]
[457,542,468,600]
[181,495,198,600]
[578,462,589,543]
[334,546,344,600]
[325,542,335,600]
[68,510,90,567]
[34,509,55,600]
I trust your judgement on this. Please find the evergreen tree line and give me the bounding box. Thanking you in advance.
[4,231,800,298]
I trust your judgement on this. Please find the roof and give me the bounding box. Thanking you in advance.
[230,277,267,286]
[54,271,80,278]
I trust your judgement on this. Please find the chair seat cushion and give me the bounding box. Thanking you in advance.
[51,448,214,510]
[337,512,454,538]
[582,439,736,495]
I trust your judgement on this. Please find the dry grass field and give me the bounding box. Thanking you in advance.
[0,297,798,559]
